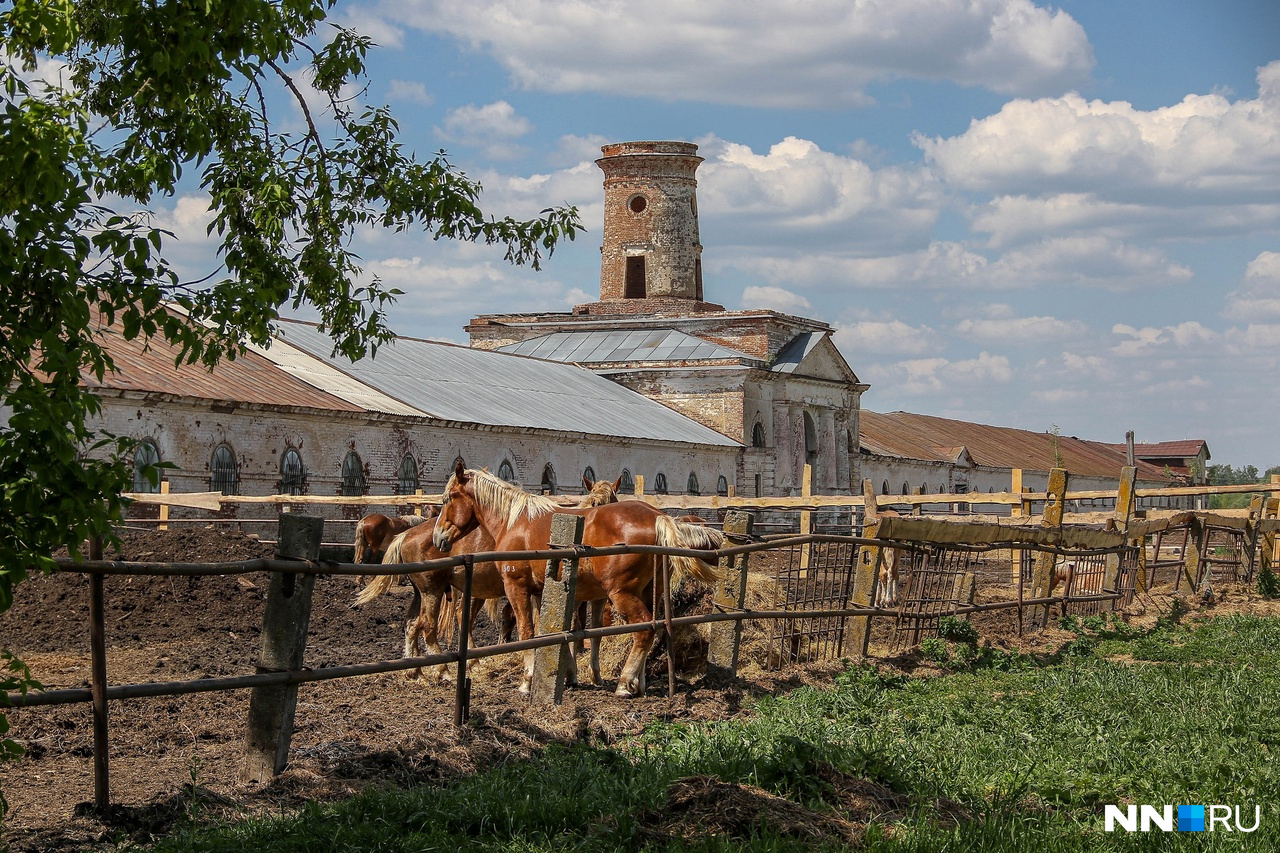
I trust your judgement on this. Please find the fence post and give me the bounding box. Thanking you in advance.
[240,514,323,784]
[1182,516,1206,591]
[158,480,170,531]
[1009,468,1024,585]
[1105,467,1137,595]
[707,511,753,678]
[531,514,583,705]
[1031,468,1068,626]
[799,463,813,570]
[88,536,109,813]
[850,479,883,656]
[633,474,645,498]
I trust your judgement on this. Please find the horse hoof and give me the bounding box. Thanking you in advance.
[614,683,639,698]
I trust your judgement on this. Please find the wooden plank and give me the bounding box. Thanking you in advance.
[874,512,1127,551]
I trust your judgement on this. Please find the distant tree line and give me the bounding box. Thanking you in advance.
[1207,464,1280,509]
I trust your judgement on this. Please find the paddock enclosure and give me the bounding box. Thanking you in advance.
[1,468,1278,848]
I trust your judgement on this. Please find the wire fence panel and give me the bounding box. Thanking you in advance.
[766,541,858,668]
[892,546,975,651]
[1201,524,1252,585]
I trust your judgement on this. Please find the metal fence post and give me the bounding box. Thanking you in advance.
[240,513,322,783]
[531,514,583,705]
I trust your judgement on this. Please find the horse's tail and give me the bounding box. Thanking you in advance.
[353,519,373,564]
[655,515,724,587]
[438,591,457,645]
[353,530,411,606]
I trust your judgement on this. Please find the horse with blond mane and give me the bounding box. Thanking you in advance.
[432,461,724,697]
[355,473,622,683]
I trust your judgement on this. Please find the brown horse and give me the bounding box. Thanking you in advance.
[432,461,724,697]
[355,475,623,685]
[353,513,430,564]
[353,522,504,683]
[871,509,904,608]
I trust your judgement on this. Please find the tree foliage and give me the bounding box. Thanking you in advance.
[0,0,579,766]
[1207,463,1280,509]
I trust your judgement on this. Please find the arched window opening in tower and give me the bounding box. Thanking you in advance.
[625,255,646,298]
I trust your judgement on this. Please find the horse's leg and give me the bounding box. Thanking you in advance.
[500,567,539,694]
[413,574,450,684]
[573,601,588,656]
[588,598,604,686]
[404,585,423,678]
[609,586,655,698]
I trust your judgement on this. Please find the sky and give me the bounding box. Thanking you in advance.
[155,0,1280,471]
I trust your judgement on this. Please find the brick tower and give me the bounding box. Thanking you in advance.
[597,141,707,305]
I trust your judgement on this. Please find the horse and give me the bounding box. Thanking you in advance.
[354,522,504,683]
[354,512,430,565]
[355,475,623,685]
[432,461,724,697]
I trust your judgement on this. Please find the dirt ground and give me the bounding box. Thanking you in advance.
[0,527,1269,850]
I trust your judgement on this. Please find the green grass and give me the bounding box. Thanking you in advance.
[145,615,1280,851]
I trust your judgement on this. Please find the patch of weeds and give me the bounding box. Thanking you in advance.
[1259,563,1280,599]
[920,637,950,663]
[835,664,907,692]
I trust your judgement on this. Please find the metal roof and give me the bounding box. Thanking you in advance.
[769,331,824,374]
[859,410,1169,481]
[85,313,362,412]
[1104,440,1209,459]
[273,320,740,447]
[497,329,753,364]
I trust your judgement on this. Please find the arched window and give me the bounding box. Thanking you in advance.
[498,459,517,484]
[397,455,419,495]
[654,472,668,494]
[803,412,818,466]
[341,451,365,496]
[133,439,161,493]
[881,480,889,495]
[541,463,556,495]
[751,422,766,448]
[619,469,634,494]
[717,475,729,497]
[901,482,909,495]
[687,473,700,495]
[582,466,596,486]
[210,444,239,495]
[280,447,305,496]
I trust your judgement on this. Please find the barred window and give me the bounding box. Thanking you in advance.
[341,451,365,496]
[582,466,595,485]
[717,475,729,497]
[687,473,699,495]
[654,473,668,494]
[397,455,419,495]
[211,444,239,495]
[498,459,517,483]
[541,463,556,495]
[281,448,305,496]
[619,469,634,494]
[133,439,161,493]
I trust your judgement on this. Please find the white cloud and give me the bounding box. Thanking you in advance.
[435,101,534,159]
[387,79,433,105]
[740,286,810,313]
[1224,251,1280,321]
[954,312,1086,343]
[870,351,1012,395]
[982,236,1193,287]
[833,319,940,356]
[387,0,1092,108]
[1111,322,1218,356]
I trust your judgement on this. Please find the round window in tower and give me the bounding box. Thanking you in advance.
[628,194,647,214]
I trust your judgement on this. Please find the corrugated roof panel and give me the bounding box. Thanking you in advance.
[498,329,753,364]
[859,411,1169,481]
[274,320,739,447]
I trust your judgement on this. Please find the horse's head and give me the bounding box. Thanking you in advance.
[433,459,480,552]
[579,475,621,508]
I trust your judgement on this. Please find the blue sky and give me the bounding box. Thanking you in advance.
[154,0,1280,471]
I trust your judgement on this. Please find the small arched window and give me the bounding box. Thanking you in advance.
[211,443,239,495]
[619,469,634,494]
[881,480,889,495]
[751,422,766,448]
[498,459,517,484]
[341,451,365,496]
[582,466,596,486]
[654,473,669,494]
[133,439,161,493]
[281,448,305,496]
[717,475,729,497]
[687,473,699,495]
[541,463,556,495]
[397,455,419,495]
[902,482,909,495]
